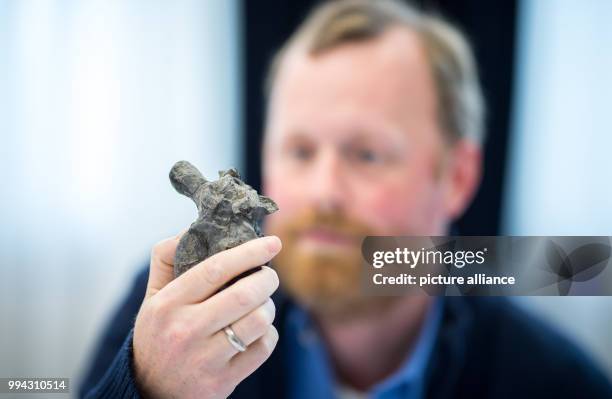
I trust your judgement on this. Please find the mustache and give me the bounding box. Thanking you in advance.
[278,208,375,237]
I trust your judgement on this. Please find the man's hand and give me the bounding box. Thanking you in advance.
[133,233,282,399]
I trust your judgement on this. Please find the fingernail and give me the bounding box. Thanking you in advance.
[265,235,282,254]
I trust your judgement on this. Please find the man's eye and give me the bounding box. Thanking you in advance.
[290,146,313,160]
[355,148,381,163]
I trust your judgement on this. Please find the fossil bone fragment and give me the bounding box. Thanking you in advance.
[169,160,278,279]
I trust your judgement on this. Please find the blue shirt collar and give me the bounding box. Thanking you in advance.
[284,298,444,399]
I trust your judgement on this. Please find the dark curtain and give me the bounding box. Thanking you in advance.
[242,0,518,235]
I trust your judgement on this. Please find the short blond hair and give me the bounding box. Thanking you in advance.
[265,0,486,144]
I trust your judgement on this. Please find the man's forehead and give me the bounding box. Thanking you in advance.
[266,26,438,143]
[273,26,433,99]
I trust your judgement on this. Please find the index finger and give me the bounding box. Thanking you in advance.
[145,230,186,299]
[160,235,282,304]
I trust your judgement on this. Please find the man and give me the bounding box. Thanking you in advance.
[80,1,612,398]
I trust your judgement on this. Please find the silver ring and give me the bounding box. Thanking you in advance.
[223,326,247,352]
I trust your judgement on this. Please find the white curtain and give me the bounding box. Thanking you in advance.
[0,0,241,392]
[505,0,612,375]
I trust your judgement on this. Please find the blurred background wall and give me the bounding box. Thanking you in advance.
[505,0,612,374]
[0,0,610,397]
[0,0,241,397]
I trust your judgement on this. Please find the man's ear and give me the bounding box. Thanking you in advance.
[443,139,482,220]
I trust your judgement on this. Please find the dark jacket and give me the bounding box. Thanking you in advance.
[80,266,612,398]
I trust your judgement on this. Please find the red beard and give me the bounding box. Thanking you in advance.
[266,208,398,319]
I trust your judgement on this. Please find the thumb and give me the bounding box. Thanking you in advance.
[145,230,186,299]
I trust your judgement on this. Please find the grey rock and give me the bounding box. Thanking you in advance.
[169,160,278,279]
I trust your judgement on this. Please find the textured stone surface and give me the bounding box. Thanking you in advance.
[169,160,278,278]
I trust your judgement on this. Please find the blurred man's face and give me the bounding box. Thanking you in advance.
[263,28,479,315]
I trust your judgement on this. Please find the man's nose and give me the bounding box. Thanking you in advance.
[308,148,347,212]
